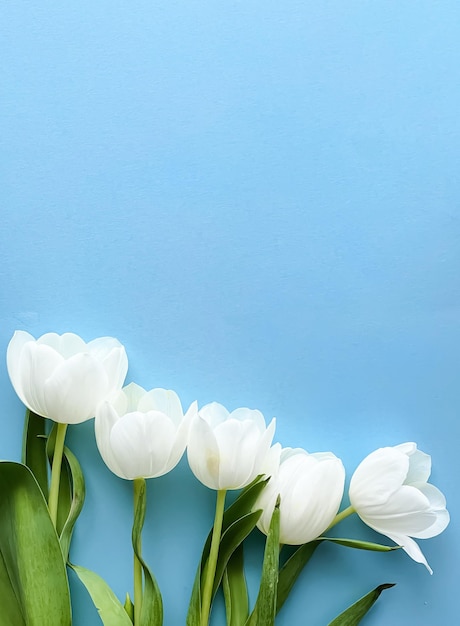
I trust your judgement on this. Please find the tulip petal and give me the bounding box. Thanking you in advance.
[349,447,410,508]
[122,382,148,412]
[16,343,65,417]
[405,449,432,484]
[100,346,129,391]
[6,330,34,393]
[110,411,177,479]
[214,420,264,489]
[141,388,184,424]
[199,402,230,427]
[187,415,221,489]
[38,332,87,358]
[95,402,127,478]
[43,354,108,423]
[386,532,432,573]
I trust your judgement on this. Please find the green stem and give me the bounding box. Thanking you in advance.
[133,478,145,625]
[200,489,227,626]
[326,505,356,531]
[48,422,68,527]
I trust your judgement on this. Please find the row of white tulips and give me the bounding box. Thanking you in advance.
[5,330,450,625]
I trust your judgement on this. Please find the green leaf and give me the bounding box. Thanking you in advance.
[320,537,397,551]
[21,409,49,498]
[223,544,249,626]
[132,479,163,626]
[70,563,133,626]
[276,540,322,614]
[187,478,268,626]
[246,497,280,626]
[46,424,73,537]
[0,461,71,626]
[124,593,135,622]
[59,446,86,561]
[327,584,395,626]
[213,510,262,597]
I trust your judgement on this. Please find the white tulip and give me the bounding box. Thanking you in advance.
[95,382,196,480]
[255,447,345,544]
[349,442,450,573]
[7,330,128,424]
[187,402,276,490]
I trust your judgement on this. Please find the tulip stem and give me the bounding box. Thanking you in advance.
[133,478,145,626]
[48,422,68,528]
[327,505,356,531]
[200,489,227,626]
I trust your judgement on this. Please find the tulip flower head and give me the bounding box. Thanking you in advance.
[187,402,276,490]
[255,447,345,544]
[95,382,196,480]
[349,442,450,573]
[7,330,128,424]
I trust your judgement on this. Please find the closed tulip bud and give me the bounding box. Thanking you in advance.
[349,442,450,573]
[255,447,345,545]
[187,402,276,490]
[95,382,196,480]
[7,330,128,424]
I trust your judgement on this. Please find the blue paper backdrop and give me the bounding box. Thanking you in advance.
[1,1,459,624]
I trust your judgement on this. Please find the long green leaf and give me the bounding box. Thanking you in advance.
[70,563,133,626]
[59,446,86,561]
[21,409,49,498]
[223,544,249,626]
[187,478,268,626]
[327,584,395,626]
[246,498,280,626]
[276,540,322,613]
[132,479,163,626]
[46,424,73,537]
[0,461,71,626]
[213,510,262,597]
[320,537,397,552]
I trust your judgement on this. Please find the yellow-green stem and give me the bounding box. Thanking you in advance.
[48,422,68,527]
[133,478,144,625]
[326,505,355,531]
[200,489,227,626]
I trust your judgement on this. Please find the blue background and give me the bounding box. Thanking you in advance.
[1,1,459,624]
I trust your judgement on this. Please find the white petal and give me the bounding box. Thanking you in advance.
[230,408,266,431]
[214,420,262,489]
[100,345,128,391]
[123,382,148,411]
[405,449,431,484]
[410,483,450,538]
[141,388,184,424]
[7,331,35,400]
[350,447,409,508]
[16,342,64,417]
[357,484,437,535]
[39,332,87,358]
[95,402,127,478]
[199,402,230,427]
[109,411,177,479]
[43,353,108,423]
[385,532,433,574]
[187,415,221,489]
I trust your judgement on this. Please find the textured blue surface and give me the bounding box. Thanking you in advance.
[1,2,459,624]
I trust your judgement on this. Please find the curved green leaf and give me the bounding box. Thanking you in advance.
[0,461,71,626]
[59,446,86,561]
[246,498,280,626]
[320,537,398,552]
[327,583,395,626]
[21,409,49,498]
[277,540,322,614]
[187,478,268,626]
[70,563,133,626]
[223,544,249,626]
[132,479,163,626]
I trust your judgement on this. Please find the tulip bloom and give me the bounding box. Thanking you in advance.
[187,402,276,490]
[349,442,450,573]
[7,330,128,424]
[95,382,196,480]
[255,447,345,544]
